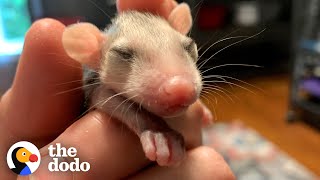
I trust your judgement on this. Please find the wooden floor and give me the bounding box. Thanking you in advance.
[202,74,320,176]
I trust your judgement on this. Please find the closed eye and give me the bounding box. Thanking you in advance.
[110,47,135,61]
[183,40,198,60]
[184,40,195,52]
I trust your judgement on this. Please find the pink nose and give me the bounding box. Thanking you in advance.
[160,76,197,108]
[29,154,38,162]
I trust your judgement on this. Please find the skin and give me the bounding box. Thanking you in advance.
[0,0,235,179]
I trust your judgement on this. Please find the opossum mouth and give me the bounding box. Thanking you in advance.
[165,104,189,112]
[108,92,185,118]
[143,100,190,117]
[161,105,189,118]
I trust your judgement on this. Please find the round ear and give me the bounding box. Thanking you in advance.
[62,23,106,69]
[168,3,192,35]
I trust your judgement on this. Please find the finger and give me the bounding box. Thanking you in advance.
[27,101,204,180]
[198,100,214,126]
[130,146,235,180]
[166,100,204,149]
[117,0,177,18]
[26,111,147,180]
[0,19,83,140]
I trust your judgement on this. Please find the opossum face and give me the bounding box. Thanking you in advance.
[100,11,202,117]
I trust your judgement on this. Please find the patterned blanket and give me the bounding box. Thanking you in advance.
[202,122,319,180]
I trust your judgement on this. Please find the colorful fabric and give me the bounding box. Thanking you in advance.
[202,122,319,180]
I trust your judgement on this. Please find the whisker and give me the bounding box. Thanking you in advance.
[138,99,144,130]
[139,99,144,112]
[203,80,257,95]
[198,28,266,69]
[99,89,135,108]
[79,89,134,120]
[54,79,94,86]
[74,89,121,118]
[110,94,139,120]
[203,84,241,101]
[198,35,248,63]
[201,91,218,105]
[54,78,128,87]
[198,28,241,51]
[211,104,217,122]
[54,82,101,96]
[77,97,107,119]
[74,88,131,120]
[121,100,137,135]
[77,89,133,122]
[201,63,261,74]
[203,83,234,94]
[203,75,265,93]
[38,52,89,71]
[200,95,217,120]
[124,99,137,117]
[191,0,204,12]
[110,95,138,133]
[55,61,84,70]
[87,0,112,19]
[135,99,144,133]
[203,75,235,91]
[188,0,204,37]
[202,87,235,103]
[202,89,231,104]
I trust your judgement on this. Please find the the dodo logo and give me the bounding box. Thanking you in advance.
[6,141,41,176]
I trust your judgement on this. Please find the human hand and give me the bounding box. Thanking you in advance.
[0,0,235,179]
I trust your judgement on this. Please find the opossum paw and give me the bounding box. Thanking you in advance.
[140,130,185,166]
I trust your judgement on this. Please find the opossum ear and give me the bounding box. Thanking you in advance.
[168,3,192,35]
[62,23,105,69]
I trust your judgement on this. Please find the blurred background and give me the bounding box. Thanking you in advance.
[0,0,319,179]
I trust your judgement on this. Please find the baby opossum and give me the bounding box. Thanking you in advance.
[63,8,206,166]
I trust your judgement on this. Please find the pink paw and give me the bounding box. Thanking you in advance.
[140,130,185,166]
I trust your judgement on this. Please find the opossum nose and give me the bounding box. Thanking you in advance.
[161,76,197,107]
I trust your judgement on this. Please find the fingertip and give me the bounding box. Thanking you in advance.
[28,18,65,32]
[18,17,81,78]
[7,18,83,138]
[24,18,66,54]
[191,100,205,119]
[117,0,175,18]
[189,146,236,180]
[202,105,214,126]
[117,0,164,12]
